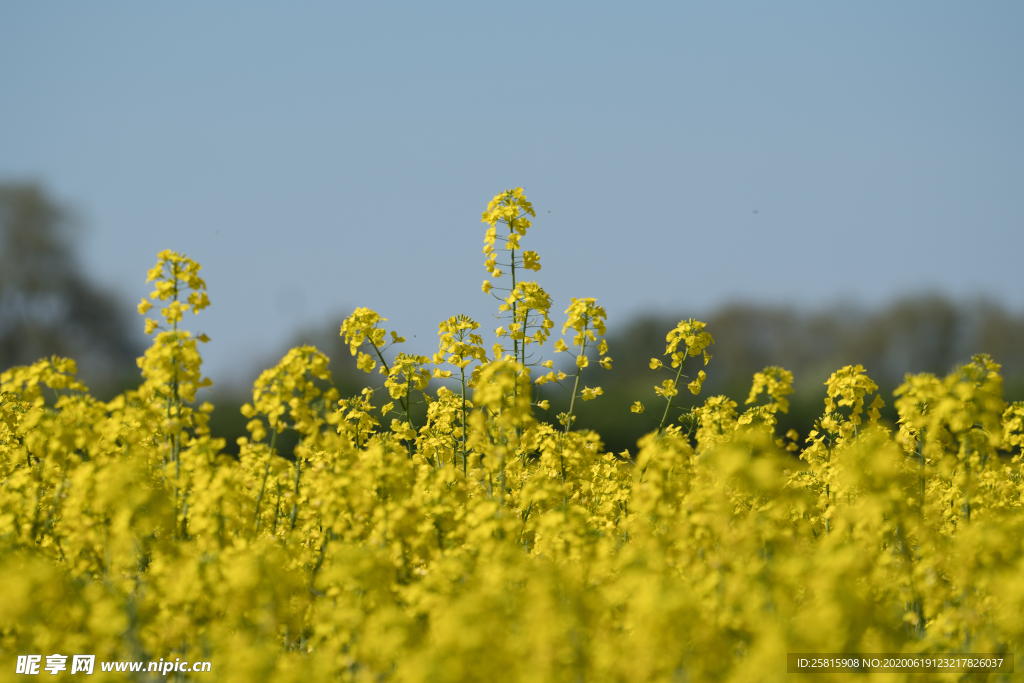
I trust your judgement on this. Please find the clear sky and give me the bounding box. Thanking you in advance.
[2,2,1021,387]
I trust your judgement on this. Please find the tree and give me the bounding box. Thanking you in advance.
[0,182,141,391]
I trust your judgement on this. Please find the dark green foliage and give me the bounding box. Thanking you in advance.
[0,183,143,396]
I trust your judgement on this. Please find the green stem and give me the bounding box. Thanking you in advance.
[557,339,589,507]
[518,308,532,415]
[404,376,412,426]
[271,485,281,535]
[963,447,971,523]
[370,343,414,458]
[253,429,278,535]
[510,224,518,369]
[917,429,925,519]
[460,367,468,473]
[289,456,302,531]
[825,483,830,536]
[656,350,689,434]
[310,535,329,590]
[180,492,189,539]
[370,344,404,411]
[563,342,587,436]
[170,266,181,463]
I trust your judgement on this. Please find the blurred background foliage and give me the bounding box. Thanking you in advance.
[0,183,143,396]
[567,299,1024,455]
[6,181,1024,458]
[256,299,1024,459]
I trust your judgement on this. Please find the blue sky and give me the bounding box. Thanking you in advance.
[2,2,1021,387]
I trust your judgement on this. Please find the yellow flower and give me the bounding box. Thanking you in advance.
[655,379,678,398]
[390,419,416,441]
[481,187,535,233]
[561,297,607,338]
[187,290,210,312]
[356,352,376,373]
[664,319,713,362]
[746,366,794,413]
[481,188,537,283]
[340,308,394,358]
[687,370,707,395]
[522,250,541,271]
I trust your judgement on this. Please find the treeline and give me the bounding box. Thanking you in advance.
[573,298,1024,454]
[209,297,1024,457]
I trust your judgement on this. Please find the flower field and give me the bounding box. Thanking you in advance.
[3,189,1024,681]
